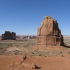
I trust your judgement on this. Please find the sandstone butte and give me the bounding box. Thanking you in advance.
[1,31,16,40]
[36,16,64,46]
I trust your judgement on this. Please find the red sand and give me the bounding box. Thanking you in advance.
[0,54,70,70]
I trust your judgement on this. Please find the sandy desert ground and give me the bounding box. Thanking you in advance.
[0,38,70,70]
[0,54,70,70]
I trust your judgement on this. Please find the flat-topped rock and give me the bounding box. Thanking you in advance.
[2,31,16,40]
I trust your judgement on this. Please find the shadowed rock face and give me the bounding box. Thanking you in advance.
[36,16,64,46]
[2,31,16,40]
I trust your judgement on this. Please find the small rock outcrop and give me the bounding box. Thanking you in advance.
[36,16,64,46]
[2,31,16,40]
[32,64,41,69]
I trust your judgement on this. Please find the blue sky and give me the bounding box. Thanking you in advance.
[0,0,70,35]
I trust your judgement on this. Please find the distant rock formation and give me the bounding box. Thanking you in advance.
[36,16,64,46]
[2,31,16,40]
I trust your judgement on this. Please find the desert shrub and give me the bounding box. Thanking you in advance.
[32,52,34,54]
[0,50,5,55]
[59,51,63,54]
[68,51,70,54]
[39,54,42,56]
[13,50,19,55]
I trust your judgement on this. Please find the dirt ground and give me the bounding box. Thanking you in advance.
[0,54,70,70]
[0,39,70,70]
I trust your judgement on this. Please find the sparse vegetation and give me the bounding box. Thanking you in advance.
[0,38,70,56]
[59,51,63,54]
[39,54,42,56]
[0,39,36,55]
[68,51,70,54]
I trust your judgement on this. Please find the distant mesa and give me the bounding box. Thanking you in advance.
[1,31,16,40]
[36,16,64,46]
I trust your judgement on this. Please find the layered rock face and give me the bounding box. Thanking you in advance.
[36,16,64,46]
[2,31,16,40]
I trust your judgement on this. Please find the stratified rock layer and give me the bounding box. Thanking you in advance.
[36,16,64,46]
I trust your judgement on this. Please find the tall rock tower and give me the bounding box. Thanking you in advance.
[36,16,64,46]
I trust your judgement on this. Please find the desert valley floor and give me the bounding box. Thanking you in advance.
[0,54,70,70]
[0,38,70,70]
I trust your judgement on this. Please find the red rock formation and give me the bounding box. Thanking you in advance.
[36,16,64,46]
[2,31,16,40]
